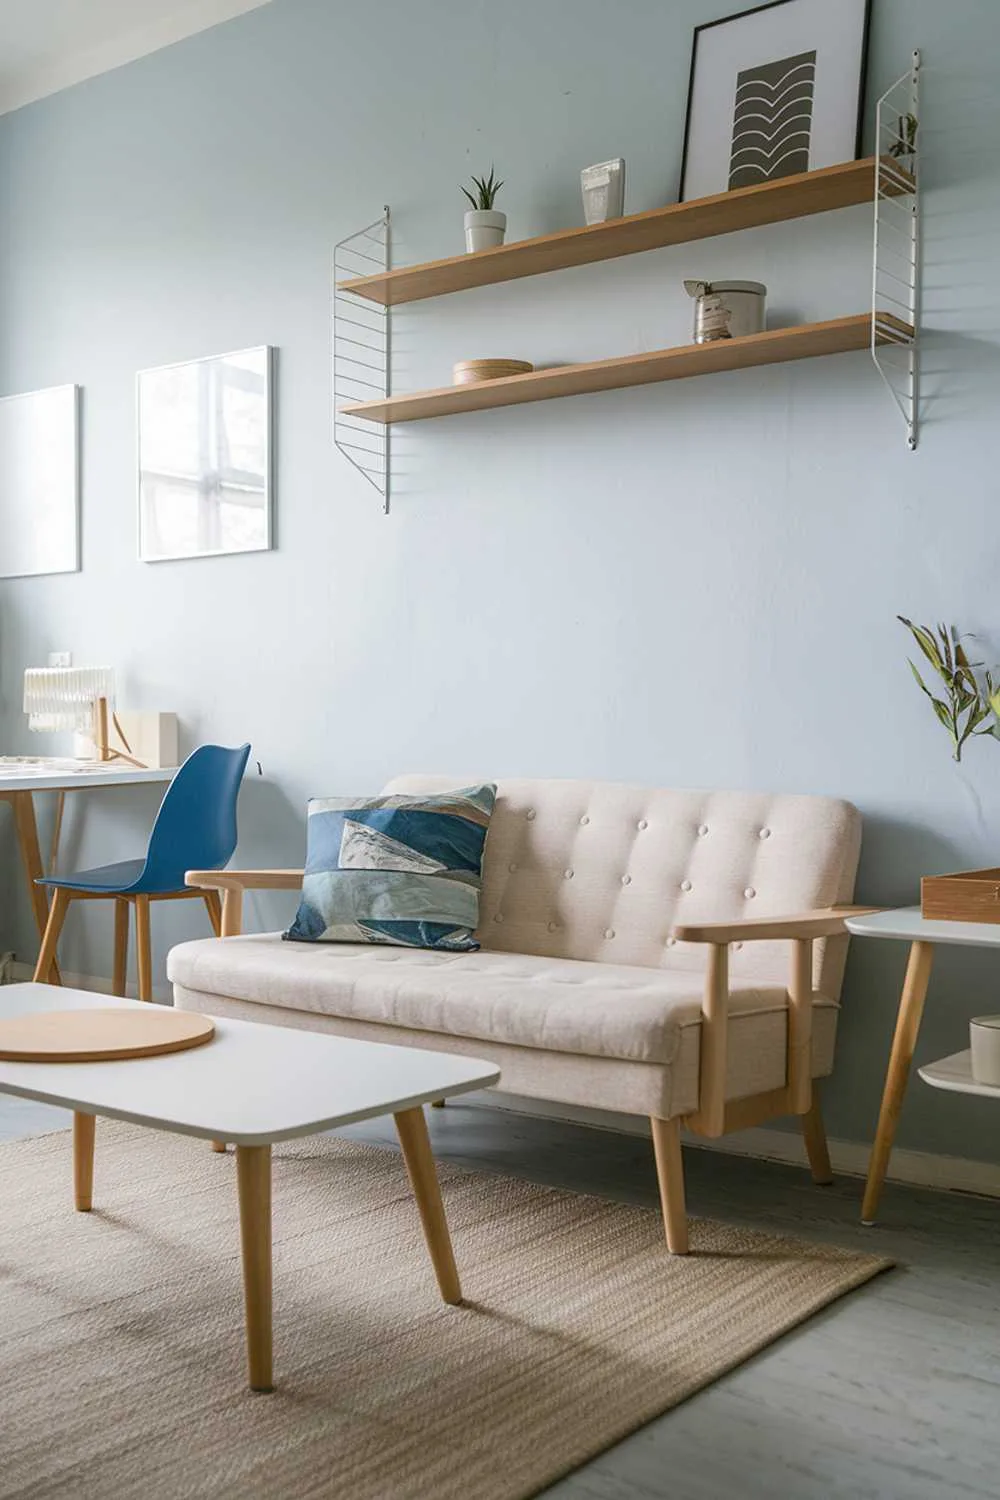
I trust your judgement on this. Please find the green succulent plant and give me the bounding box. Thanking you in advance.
[899,616,1000,762]
[461,166,504,211]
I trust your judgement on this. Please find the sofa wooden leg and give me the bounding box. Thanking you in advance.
[801,1090,833,1185]
[650,1116,689,1254]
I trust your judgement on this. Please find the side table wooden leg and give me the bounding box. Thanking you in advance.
[236,1144,273,1392]
[394,1106,462,1304]
[74,1112,95,1212]
[861,939,934,1225]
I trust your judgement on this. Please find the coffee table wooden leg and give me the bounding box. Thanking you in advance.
[394,1106,462,1305]
[236,1144,273,1392]
[862,939,935,1225]
[74,1112,95,1212]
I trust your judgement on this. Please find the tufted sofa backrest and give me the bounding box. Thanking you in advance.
[383,777,862,999]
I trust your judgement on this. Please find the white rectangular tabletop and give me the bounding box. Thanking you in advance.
[919,1049,1000,1100]
[845,906,1000,948]
[0,758,175,793]
[0,985,500,1145]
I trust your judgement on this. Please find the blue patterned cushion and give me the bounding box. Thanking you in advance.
[284,784,496,951]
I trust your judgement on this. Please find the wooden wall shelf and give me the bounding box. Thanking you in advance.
[338,158,911,307]
[340,314,912,426]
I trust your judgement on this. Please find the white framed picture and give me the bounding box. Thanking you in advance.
[679,0,871,202]
[138,345,273,563]
[0,384,80,580]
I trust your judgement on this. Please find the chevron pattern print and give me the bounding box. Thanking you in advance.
[285,784,496,950]
[728,49,816,189]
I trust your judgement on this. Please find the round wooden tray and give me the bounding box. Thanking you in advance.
[453,358,534,385]
[0,1008,215,1063]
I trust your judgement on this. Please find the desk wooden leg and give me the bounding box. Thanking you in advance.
[12,791,61,984]
[862,939,935,1225]
[236,1145,273,1392]
[394,1106,462,1304]
[74,1112,95,1212]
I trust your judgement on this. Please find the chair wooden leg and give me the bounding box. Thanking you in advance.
[203,890,223,937]
[73,1112,96,1212]
[394,1105,462,1304]
[112,898,130,996]
[650,1115,689,1254]
[135,894,153,1002]
[33,888,71,984]
[801,1089,833,1185]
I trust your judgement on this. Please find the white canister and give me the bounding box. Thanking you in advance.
[970,1016,1000,1086]
[683,279,767,344]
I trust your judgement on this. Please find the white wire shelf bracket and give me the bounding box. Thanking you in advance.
[333,208,391,512]
[872,51,920,450]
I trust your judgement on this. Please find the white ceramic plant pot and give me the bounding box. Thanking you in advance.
[464,209,506,253]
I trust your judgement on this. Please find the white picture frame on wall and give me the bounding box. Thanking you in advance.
[137,345,274,563]
[0,384,80,580]
[679,0,871,202]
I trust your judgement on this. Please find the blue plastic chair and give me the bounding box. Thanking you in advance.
[33,743,251,1000]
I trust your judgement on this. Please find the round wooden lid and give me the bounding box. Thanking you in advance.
[0,1008,215,1063]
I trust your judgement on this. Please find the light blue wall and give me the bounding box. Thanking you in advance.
[2,0,1000,1162]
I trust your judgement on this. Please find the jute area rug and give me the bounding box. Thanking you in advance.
[0,1123,889,1500]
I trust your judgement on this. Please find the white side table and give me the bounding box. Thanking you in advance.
[919,1049,1000,1100]
[845,906,1000,1223]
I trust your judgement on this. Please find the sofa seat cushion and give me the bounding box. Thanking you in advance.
[167,934,837,1068]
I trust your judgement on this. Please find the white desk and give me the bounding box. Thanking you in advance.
[0,982,500,1392]
[845,906,1000,1223]
[0,760,175,959]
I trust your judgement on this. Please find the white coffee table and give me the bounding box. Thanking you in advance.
[0,983,499,1392]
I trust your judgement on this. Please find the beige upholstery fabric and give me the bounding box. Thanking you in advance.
[383,777,861,995]
[168,933,838,1069]
[169,776,861,1124]
[172,985,840,1118]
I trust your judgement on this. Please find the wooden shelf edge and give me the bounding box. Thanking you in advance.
[339,158,914,307]
[340,314,913,426]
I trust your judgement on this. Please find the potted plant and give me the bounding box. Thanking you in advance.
[888,112,918,174]
[899,617,1000,761]
[462,166,505,253]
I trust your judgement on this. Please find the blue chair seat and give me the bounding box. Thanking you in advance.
[37,858,148,894]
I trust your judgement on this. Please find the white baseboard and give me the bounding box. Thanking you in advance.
[6,963,1000,1201]
[480,1092,1000,1203]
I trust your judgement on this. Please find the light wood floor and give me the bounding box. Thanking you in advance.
[3,1094,998,1499]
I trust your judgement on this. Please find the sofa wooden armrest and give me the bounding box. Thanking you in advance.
[677,906,877,1141]
[185,869,304,936]
[672,905,877,945]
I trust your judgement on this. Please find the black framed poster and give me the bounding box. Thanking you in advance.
[679,0,871,201]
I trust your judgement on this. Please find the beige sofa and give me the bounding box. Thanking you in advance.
[171,776,863,1253]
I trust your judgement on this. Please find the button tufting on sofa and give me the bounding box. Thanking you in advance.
[680,879,692,892]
